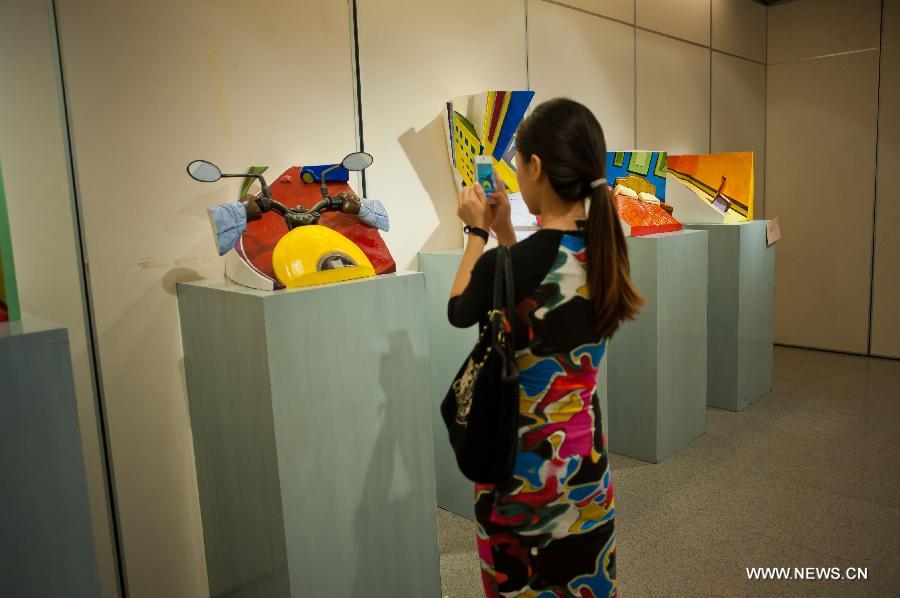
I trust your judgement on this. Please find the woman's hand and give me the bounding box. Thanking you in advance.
[451,185,491,298]
[487,167,517,245]
[458,185,491,230]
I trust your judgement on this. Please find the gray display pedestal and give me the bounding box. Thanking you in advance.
[686,222,775,411]
[419,250,609,520]
[0,315,101,598]
[606,230,709,463]
[177,274,440,598]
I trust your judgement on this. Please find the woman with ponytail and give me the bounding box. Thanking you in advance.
[448,98,642,597]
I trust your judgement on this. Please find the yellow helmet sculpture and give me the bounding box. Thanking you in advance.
[272,225,375,289]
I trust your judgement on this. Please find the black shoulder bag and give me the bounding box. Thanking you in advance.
[440,246,520,484]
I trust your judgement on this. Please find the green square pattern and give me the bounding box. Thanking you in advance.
[653,152,668,178]
[628,151,651,175]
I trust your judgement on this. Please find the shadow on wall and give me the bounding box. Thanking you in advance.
[398,114,464,270]
[166,254,211,443]
[162,267,203,296]
[92,233,219,592]
[350,329,438,597]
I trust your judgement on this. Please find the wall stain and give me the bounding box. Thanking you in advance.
[203,31,233,140]
[138,256,213,270]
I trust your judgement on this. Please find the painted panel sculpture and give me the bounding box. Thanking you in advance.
[444,90,535,193]
[666,151,754,223]
[187,153,395,291]
[443,90,540,240]
[0,163,19,322]
[606,151,683,237]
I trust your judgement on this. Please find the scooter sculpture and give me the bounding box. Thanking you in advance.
[187,152,390,289]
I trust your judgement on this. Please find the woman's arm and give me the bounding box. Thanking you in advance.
[450,234,487,298]
[450,166,520,297]
[447,184,497,328]
[450,185,492,298]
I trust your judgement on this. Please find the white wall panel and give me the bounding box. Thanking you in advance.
[871,0,900,358]
[711,52,766,216]
[768,0,881,63]
[636,30,711,154]
[54,0,358,595]
[0,2,117,595]
[357,0,527,268]
[528,0,635,149]
[546,0,634,23]
[712,0,766,63]
[766,51,878,354]
[887,0,900,46]
[637,0,710,46]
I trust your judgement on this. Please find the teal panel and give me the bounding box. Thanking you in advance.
[738,222,775,408]
[606,239,659,461]
[696,225,740,407]
[178,274,440,597]
[607,231,708,462]
[654,231,708,459]
[0,315,101,597]
[686,222,775,411]
[419,251,477,519]
[265,274,438,598]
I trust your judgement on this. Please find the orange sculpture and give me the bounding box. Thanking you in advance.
[614,194,683,237]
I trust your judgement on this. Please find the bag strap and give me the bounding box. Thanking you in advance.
[492,246,506,311]
[501,247,516,349]
[490,247,505,341]
[490,246,519,381]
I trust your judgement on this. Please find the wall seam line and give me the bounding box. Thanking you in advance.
[542,0,766,65]
[711,47,766,66]
[48,0,128,595]
[767,46,880,66]
[632,25,718,54]
[763,2,768,219]
[350,0,367,197]
[775,342,898,362]
[542,0,634,28]
[543,0,772,60]
[867,0,885,355]
[525,0,531,90]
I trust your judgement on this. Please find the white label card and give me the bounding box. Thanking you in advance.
[767,217,781,246]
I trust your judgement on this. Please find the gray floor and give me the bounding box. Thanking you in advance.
[437,346,900,597]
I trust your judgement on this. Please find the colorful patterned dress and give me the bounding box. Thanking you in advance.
[449,228,616,597]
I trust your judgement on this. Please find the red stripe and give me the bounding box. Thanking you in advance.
[487,91,506,143]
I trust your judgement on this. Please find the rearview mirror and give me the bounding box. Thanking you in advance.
[341,152,374,172]
[187,160,222,183]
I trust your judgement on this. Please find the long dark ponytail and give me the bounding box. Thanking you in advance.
[516,98,643,339]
